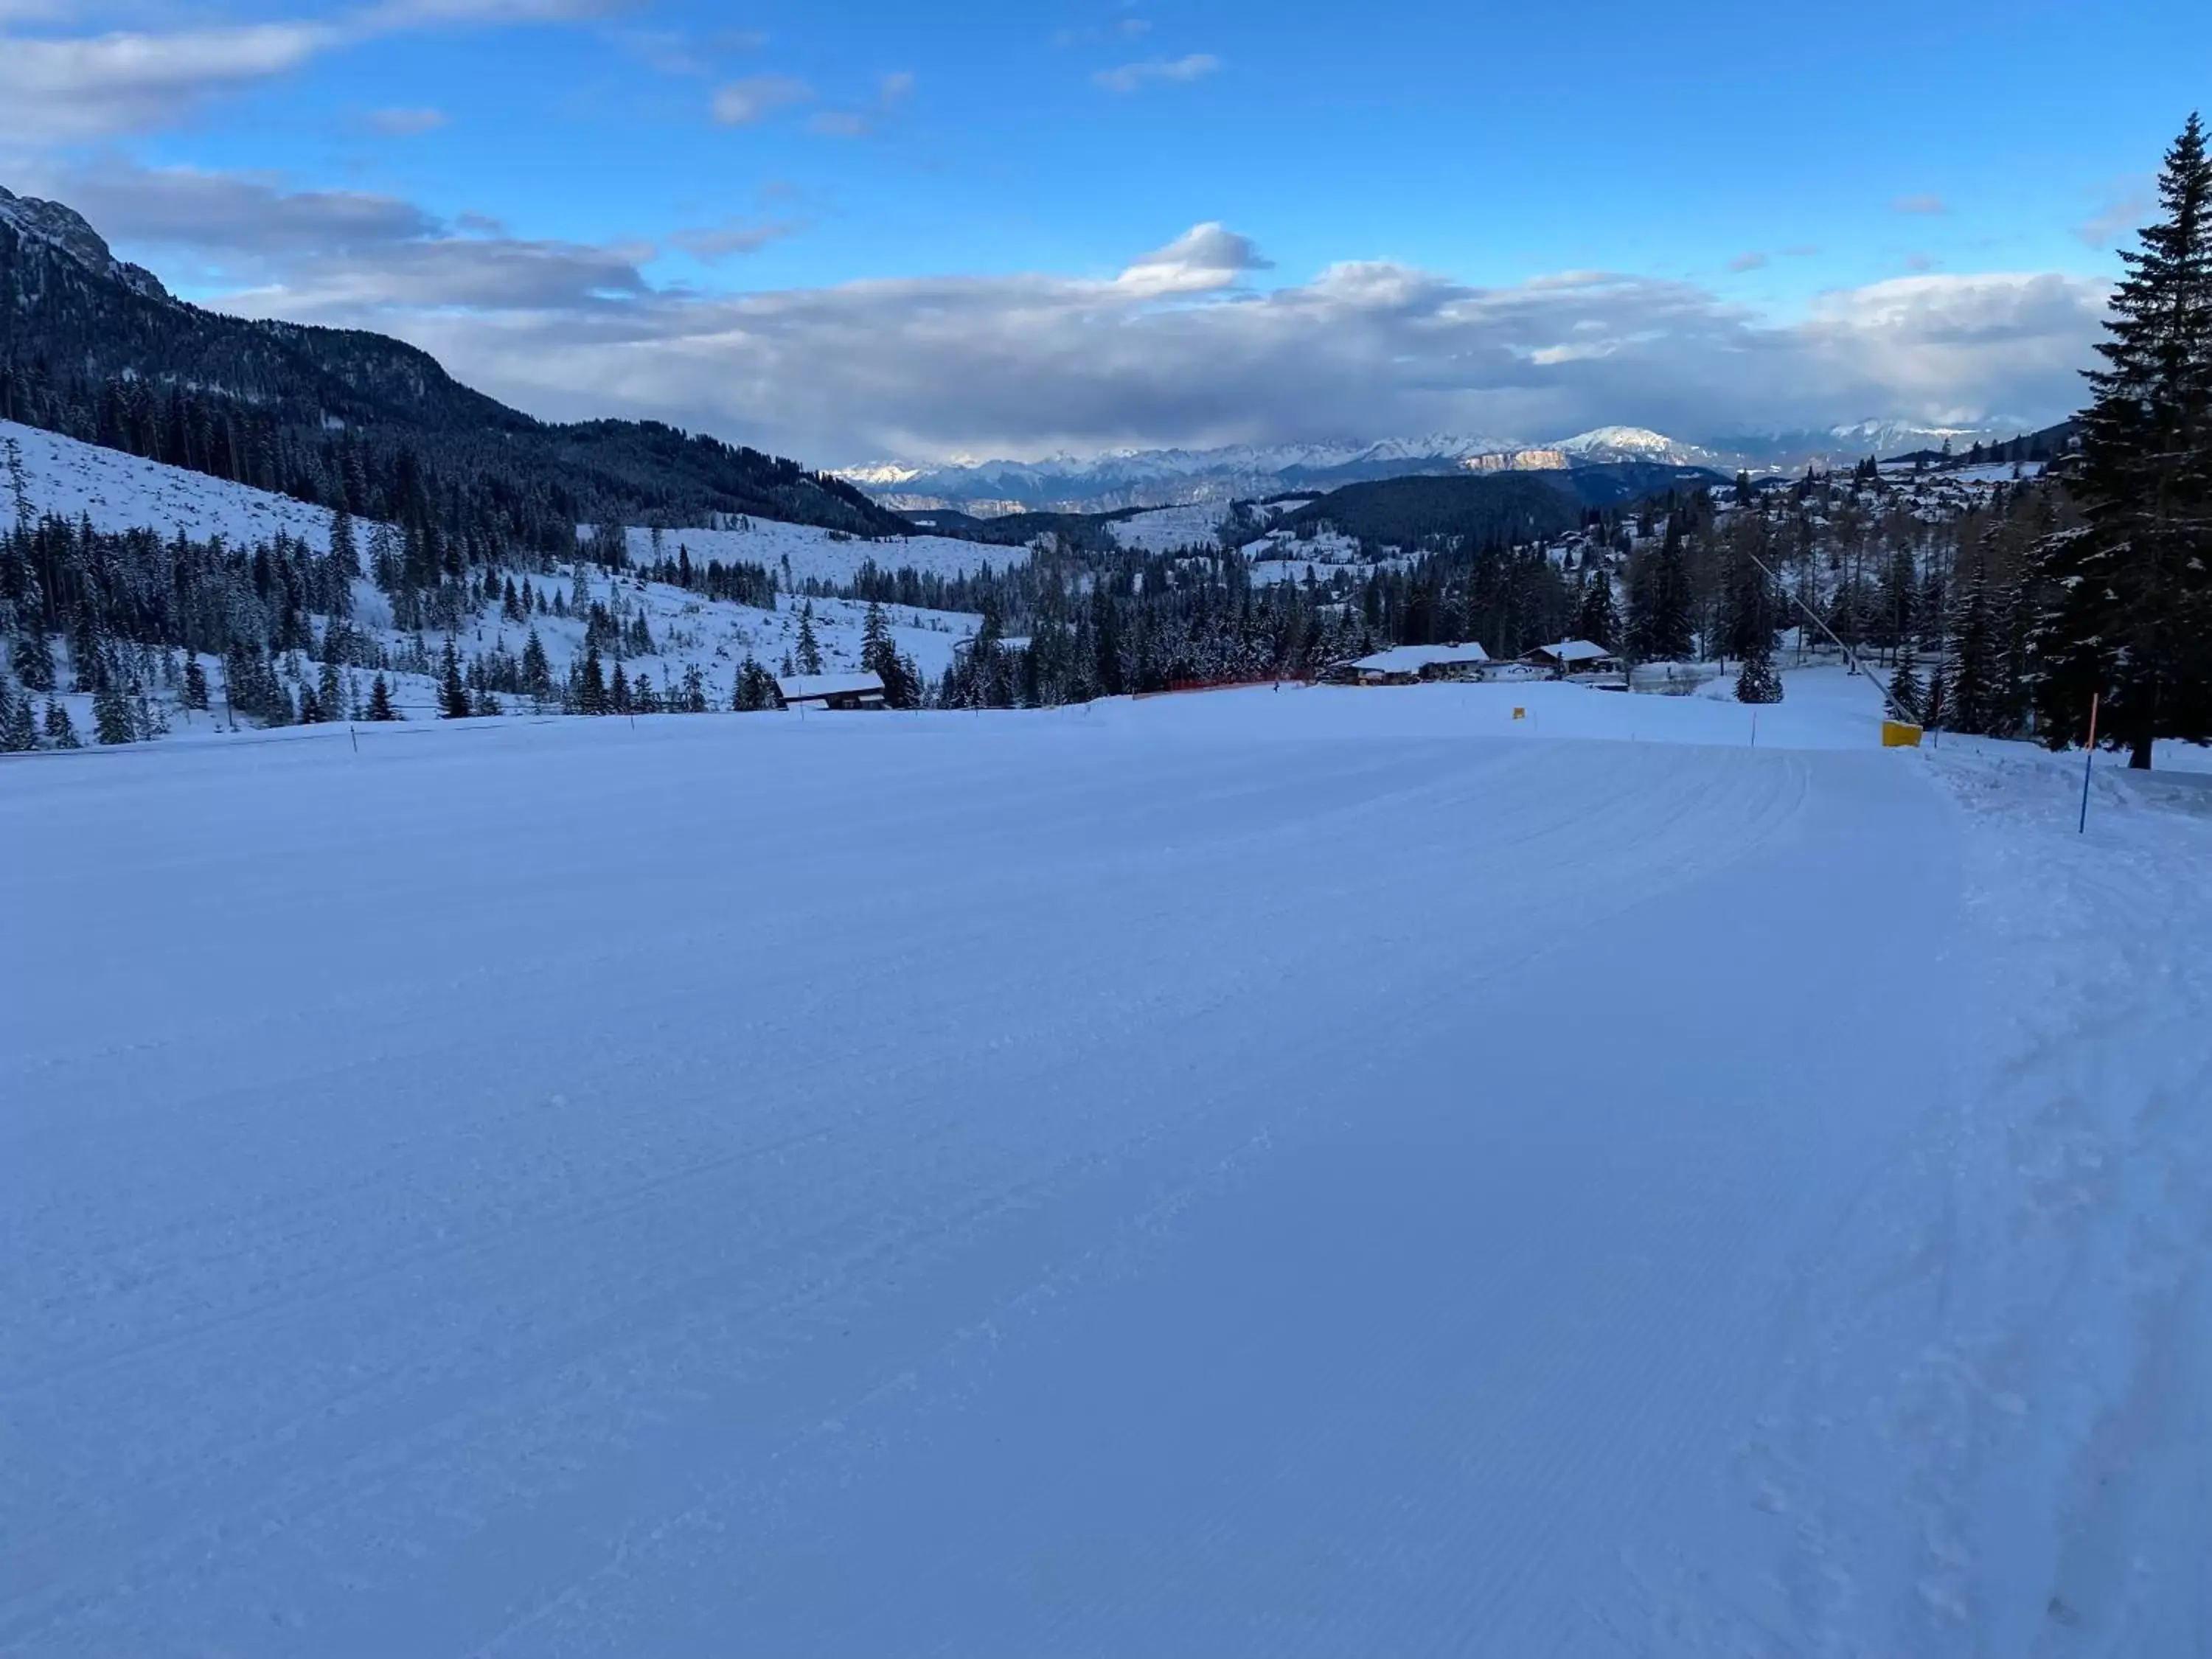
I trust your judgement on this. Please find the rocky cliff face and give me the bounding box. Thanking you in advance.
[0,187,170,302]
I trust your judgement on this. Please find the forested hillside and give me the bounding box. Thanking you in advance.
[0,187,909,556]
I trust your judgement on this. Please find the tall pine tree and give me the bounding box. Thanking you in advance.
[1627,514,1695,662]
[1949,538,2014,736]
[1574,571,1618,651]
[93,681,135,745]
[0,685,36,751]
[859,600,917,707]
[439,641,471,719]
[1888,640,1925,726]
[577,643,608,714]
[1735,636,1784,703]
[42,698,80,747]
[2030,113,2212,765]
[795,602,824,676]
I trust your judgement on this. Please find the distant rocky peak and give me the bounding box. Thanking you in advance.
[0,186,170,302]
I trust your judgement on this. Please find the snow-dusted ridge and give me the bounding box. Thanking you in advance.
[842,417,2048,513]
[1551,425,1725,466]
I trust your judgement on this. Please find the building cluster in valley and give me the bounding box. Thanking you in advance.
[1335,639,1621,688]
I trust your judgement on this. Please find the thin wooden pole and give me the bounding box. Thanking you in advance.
[2079,692,2100,835]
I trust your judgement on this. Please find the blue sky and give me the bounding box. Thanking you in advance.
[2,0,2202,462]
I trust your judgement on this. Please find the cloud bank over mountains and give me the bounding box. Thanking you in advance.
[1,153,2103,466]
[151,184,2098,465]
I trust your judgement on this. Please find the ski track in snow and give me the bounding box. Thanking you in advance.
[1,690,2206,1655]
[1682,749,2212,1658]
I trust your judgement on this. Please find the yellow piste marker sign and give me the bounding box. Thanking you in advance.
[1882,721,1923,748]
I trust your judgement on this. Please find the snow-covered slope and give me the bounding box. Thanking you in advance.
[1101,501,1234,552]
[7,675,2205,1655]
[603,520,1008,586]
[2,418,362,552]
[1553,425,1723,467]
[2,418,981,730]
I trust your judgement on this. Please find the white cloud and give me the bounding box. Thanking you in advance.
[1784,271,2096,424]
[1093,53,1219,94]
[15,160,436,251]
[1115,221,1270,296]
[181,209,2101,463]
[0,0,615,142]
[0,22,332,140]
[615,25,767,77]
[366,105,448,135]
[19,158,640,306]
[803,71,914,139]
[670,218,803,260]
[225,236,649,311]
[353,0,622,26]
[1054,15,1152,46]
[710,73,813,125]
[28,161,2104,465]
[1892,193,1949,216]
[1726,251,1768,274]
[2076,179,2152,248]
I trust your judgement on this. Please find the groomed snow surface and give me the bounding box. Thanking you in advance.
[4,672,2208,1657]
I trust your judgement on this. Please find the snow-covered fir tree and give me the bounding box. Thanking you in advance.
[2028,112,2212,766]
[1888,641,1925,726]
[439,641,471,719]
[42,698,79,746]
[796,602,824,676]
[1735,637,1784,703]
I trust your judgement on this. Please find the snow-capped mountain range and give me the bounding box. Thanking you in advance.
[845,434,1523,515]
[841,422,2008,515]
